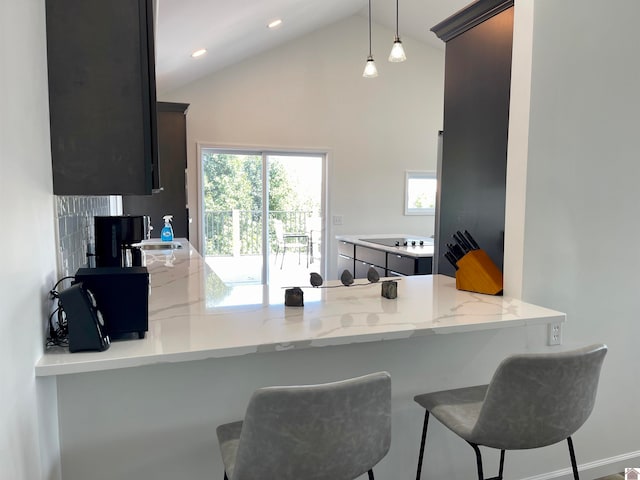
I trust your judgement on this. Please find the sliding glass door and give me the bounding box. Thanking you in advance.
[199,148,324,290]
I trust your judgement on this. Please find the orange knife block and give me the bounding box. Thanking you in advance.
[455,249,503,295]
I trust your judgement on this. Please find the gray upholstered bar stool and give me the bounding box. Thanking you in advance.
[216,371,391,480]
[414,344,607,480]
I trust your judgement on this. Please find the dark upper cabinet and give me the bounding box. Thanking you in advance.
[123,102,190,239]
[431,0,514,277]
[45,0,158,195]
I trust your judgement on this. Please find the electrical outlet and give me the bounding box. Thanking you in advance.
[332,215,343,226]
[547,322,562,346]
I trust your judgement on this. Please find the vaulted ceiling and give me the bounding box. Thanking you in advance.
[154,0,470,94]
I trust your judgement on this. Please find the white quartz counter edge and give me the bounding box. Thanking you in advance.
[336,234,434,257]
[36,240,565,377]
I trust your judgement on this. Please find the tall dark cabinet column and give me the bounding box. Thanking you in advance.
[123,102,190,239]
[432,0,514,277]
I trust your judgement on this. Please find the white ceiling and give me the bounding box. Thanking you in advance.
[154,0,470,95]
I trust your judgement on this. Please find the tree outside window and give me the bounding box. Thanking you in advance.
[405,171,437,215]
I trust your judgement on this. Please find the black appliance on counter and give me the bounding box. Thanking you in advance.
[94,215,149,267]
[58,282,111,353]
[74,266,149,339]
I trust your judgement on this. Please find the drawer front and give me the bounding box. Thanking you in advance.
[387,253,416,276]
[355,261,385,279]
[337,254,354,277]
[338,241,355,258]
[387,270,407,277]
[355,245,386,268]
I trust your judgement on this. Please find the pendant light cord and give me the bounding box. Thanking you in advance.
[368,0,372,57]
[395,0,399,37]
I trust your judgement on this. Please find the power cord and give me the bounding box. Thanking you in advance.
[46,276,75,348]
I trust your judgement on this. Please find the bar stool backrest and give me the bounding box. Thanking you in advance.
[472,344,607,450]
[232,371,392,480]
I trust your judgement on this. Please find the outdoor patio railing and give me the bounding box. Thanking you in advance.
[203,210,312,256]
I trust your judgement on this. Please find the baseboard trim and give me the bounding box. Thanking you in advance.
[521,450,640,480]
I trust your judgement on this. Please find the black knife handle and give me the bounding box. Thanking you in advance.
[455,230,475,251]
[444,252,459,270]
[453,232,469,253]
[464,230,481,250]
[446,243,459,259]
[452,244,465,259]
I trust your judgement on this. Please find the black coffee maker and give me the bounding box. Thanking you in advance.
[94,216,148,267]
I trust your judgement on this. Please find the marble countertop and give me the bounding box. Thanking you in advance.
[336,234,434,257]
[36,239,565,376]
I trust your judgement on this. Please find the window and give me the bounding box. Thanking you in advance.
[405,171,437,215]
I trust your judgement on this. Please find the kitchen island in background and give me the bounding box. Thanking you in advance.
[336,234,434,277]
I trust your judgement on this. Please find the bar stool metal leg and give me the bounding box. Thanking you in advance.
[415,410,430,480]
[469,442,485,480]
[567,436,580,480]
[497,449,505,480]
[468,443,505,480]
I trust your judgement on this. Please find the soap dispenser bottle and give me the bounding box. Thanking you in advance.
[161,215,174,242]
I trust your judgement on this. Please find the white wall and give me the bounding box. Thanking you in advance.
[503,0,534,300]
[0,0,60,478]
[515,0,640,475]
[161,15,445,279]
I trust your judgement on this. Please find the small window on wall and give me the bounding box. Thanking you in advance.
[405,171,437,215]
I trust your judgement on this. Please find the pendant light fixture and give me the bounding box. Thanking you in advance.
[388,0,406,62]
[362,0,378,78]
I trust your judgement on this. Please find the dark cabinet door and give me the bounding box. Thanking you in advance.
[354,245,386,269]
[338,241,355,258]
[355,261,385,280]
[387,253,432,276]
[337,254,355,278]
[46,0,158,195]
[123,103,190,239]
[431,0,514,277]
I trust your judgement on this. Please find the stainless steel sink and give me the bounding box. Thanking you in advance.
[135,241,183,250]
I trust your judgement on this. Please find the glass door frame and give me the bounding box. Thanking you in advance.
[196,144,328,284]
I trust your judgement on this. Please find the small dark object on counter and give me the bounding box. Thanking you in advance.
[285,287,304,307]
[340,269,354,286]
[367,267,380,283]
[59,283,111,353]
[381,280,397,299]
[75,267,149,340]
[310,272,324,287]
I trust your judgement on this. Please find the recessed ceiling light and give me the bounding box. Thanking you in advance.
[268,19,282,29]
[191,49,207,58]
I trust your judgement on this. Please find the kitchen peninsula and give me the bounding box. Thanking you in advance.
[36,240,566,480]
[36,239,562,376]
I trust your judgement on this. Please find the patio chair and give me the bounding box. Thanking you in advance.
[273,219,309,269]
